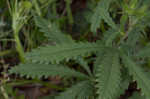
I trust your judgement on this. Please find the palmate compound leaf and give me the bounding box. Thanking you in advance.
[26,42,103,63]
[9,63,89,79]
[90,0,117,34]
[55,80,94,99]
[95,49,121,99]
[121,53,150,99]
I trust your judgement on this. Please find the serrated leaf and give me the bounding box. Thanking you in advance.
[34,16,74,44]
[136,44,150,58]
[126,27,142,46]
[94,51,106,75]
[103,28,120,46]
[121,54,150,99]
[9,63,88,79]
[96,50,121,99]
[55,80,94,99]
[76,57,92,76]
[90,0,116,34]
[26,42,103,63]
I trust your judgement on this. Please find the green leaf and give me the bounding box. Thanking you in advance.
[94,50,106,75]
[21,1,32,10]
[128,92,145,99]
[34,16,74,44]
[126,27,142,46]
[119,67,131,95]
[96,50,121,99]
[103,28,120,46]
[26,42,103,63]
[9,63,88,79]
[55,80,94,99]
[90,0,116,34]
[136,44,150,58]
[76,57,92,76]
[121,54,150,99]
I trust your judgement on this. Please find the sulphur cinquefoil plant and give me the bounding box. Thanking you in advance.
[9,0,150,99]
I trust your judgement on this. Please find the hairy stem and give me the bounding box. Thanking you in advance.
[14,32,25,63]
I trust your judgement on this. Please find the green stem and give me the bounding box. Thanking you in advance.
[0,86,9,99]
[65,0,74,24]
[14,33,25,63]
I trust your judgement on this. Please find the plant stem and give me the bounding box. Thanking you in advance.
[118,16,132,45]
[65,0,74,24]
[0,86,9,99]
[14,32,25,63]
